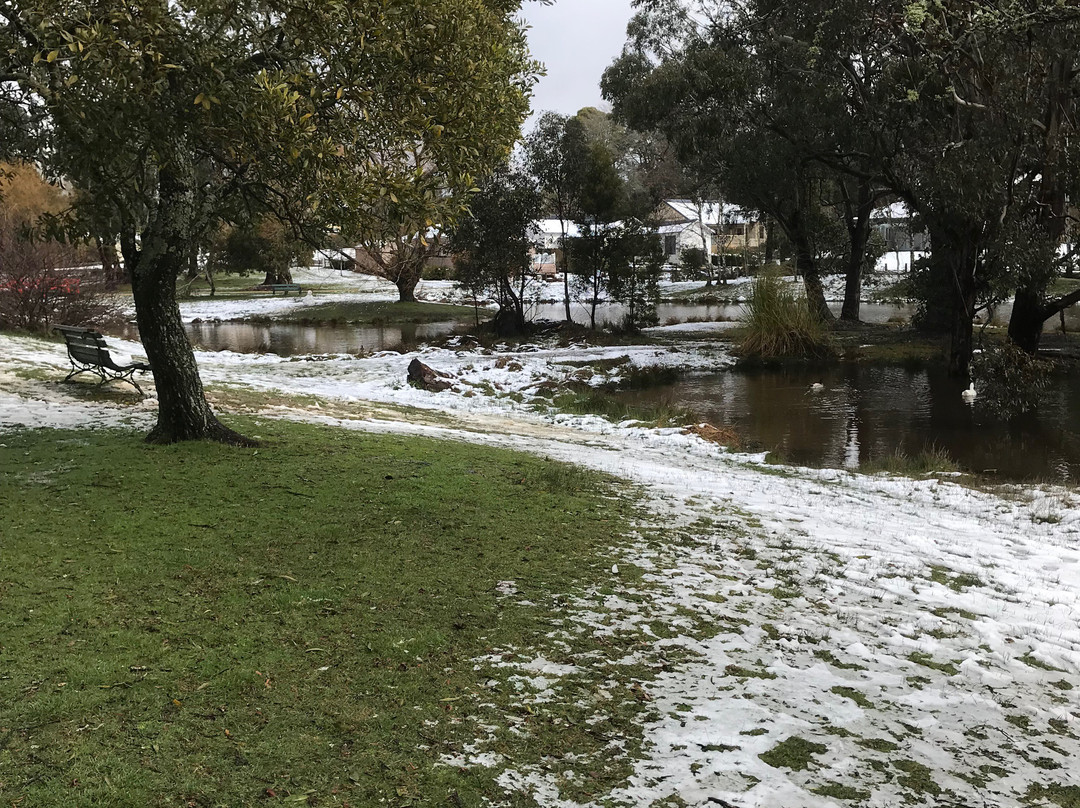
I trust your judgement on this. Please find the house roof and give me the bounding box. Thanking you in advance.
[871,202,910,221]
[661,199,754,225]
[529,219,582,239]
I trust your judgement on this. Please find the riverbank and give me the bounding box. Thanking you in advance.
[1,327,1079,807]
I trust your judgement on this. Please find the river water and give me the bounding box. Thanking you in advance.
[164,302,1078,483]
[615,365,1080,483]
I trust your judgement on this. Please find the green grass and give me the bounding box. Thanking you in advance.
[0,420,641,807]
[247,300,480,325]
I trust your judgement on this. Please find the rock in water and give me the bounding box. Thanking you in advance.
[407,358,453,392]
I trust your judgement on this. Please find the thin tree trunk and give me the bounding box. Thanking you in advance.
[129,159,254,445]
[840,180,873,322]
[793,232,833,322]
[559,217,573,323]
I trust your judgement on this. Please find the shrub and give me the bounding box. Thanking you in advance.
[0,237,121,333]
[738,272,836,358]
[970,342,1052,420]
[421,265,458,281]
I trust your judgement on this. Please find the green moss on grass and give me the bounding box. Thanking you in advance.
[759,736,828,771]
[858,737,899,752]
[813,649,867,671]
[893,759,942,796]
[831,686,875,709]
[812,783,870,801]
[724,664,776,680]
[1024,784,1080,807]
[908,652,959,676]
[1019,653,1066,672]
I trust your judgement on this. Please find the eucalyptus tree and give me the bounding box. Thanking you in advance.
[602,0,853,323]
[568,141,625,329]
[605,0,1080,373]
[523,111,588,322]
[0,0,537,443]
[448,163,542,335]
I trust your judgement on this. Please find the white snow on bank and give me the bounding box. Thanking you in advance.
[644,320,742,334]
[2,283,1078,807]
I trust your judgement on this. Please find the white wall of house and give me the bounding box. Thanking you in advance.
[660,221,712,264]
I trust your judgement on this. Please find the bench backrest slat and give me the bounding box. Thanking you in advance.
[68,345,111,365]
[56,325,114,367]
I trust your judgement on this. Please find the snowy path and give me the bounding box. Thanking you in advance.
[2,331,1078,807]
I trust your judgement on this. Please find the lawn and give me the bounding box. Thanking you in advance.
[0,420,641,807]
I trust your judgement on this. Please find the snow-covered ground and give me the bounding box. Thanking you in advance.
[3,277,1078,807]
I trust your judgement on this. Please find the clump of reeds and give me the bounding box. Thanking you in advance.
[739,272,836,359]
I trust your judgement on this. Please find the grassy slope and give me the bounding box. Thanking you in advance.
[0,420,639,807]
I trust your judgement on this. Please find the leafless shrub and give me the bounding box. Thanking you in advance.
[0,227,122,334]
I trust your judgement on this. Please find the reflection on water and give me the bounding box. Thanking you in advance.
[185,320,461,354]
[533,302,917,327]
[120,320,462,355]
[615,365,1080,482]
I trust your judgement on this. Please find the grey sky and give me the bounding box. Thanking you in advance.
[518,0,636,127]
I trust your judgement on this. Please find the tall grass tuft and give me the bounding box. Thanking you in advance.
[739,272,836,359]
[861,444,959,476]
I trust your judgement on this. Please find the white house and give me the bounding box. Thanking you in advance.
[653,199,766,265]
[527,218,581,277]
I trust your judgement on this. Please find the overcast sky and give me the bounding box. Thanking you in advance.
[518,0,636,128]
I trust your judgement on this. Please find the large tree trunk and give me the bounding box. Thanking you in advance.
[395,274,418,302]
[1008,287,1046,354]
[918,219,980,375]
[1007,58,1072,356]
[129,159,254,445]
[1008,285,1080,353]
[793,235,833,322]
[261,266,293,286]
[840,255,863,322]
[393,256,422,302]
[96,239,124,287]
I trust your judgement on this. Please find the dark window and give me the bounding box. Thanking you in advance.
[664,235,677,255]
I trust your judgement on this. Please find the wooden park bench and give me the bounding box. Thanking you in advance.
[264,283,302,296]
[54,325,152,395]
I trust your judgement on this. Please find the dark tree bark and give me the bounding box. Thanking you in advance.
[557,217,573,323]
[1008,288,1047,354]
[1007,57,1074,355]
[839,179,875,322]
[1008,286,1080,353]
[788,211,833,323]
[770,177,834,323]
[127,157,255,445]
[395,268,419,302]
[96,238,124,286]
[763,217,776,263]
[261,266,293,286]
[917,218,980,376]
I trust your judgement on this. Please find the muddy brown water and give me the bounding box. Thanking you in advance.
[614,365,1080,483]
[127,306,1080,483]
